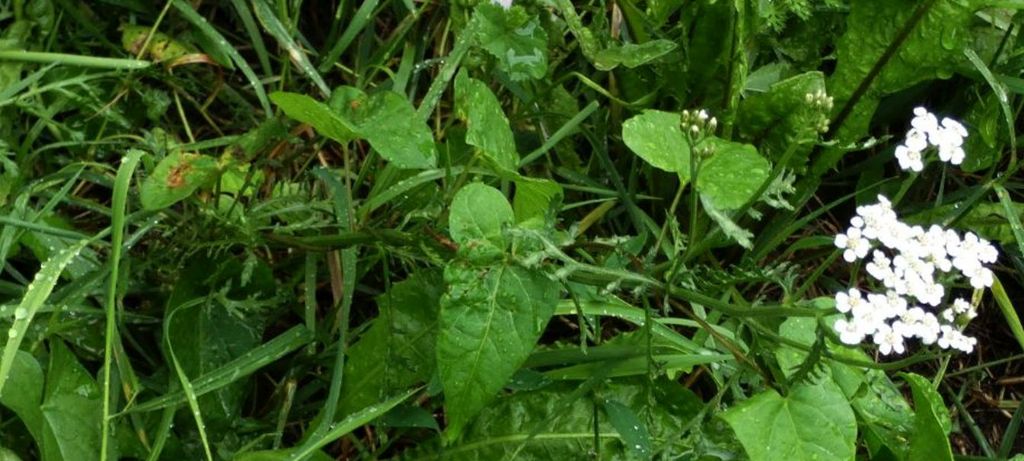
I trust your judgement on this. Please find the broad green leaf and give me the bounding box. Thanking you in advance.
[270,92,358,144]
[697,138,769,210]
[512,177,563,228]
[448,183,514,252]
[621,110,691,179]
[0,448,22,461]
[41,341,103,461]
[593,40,677,71]
[721,380,857,461]
[455,71,518,172]
[163,258,264,431]
[904,373,953,461]
[140,152,219,210]
[473,3,548,80]
[329,87,437,169]
[736,71,827,170]
[339,272,443,417]
[830,0,980,142]
[0,351,59,460]
[854,370,914,460]
[437,262,559,440]
[603,399,652,459]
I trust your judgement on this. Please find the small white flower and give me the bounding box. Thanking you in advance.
[965,265,994,289]
[911,107,939,134]
[873,324,906,355]
[895,145,925,172]
[835,288,864,314]
[835,226,871,262]
[491,0,513,8]
[834,318,865,345]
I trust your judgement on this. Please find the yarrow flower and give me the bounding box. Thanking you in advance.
[831,197,998,355]
[894,107,968,172]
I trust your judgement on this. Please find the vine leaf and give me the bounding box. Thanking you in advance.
[721,380,857,461]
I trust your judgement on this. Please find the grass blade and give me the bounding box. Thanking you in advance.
[100,149,142,461]
[285,387,420,460]
[125,325,314,413]
[0,50,151,69]
[251,0,330,97]
[0,239,89,396]
[318,0,380,73]
[171,0,272,115]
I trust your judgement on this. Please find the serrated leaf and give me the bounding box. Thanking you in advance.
[700,195,753,249]
[473,3,548,80]
[455,71,518,172]
[329,87,437,169]
[621,110,690,179]
[140,152,219,210]
[697,138,769,210]
[903,373,953,461]
[721,380,857,461]
[448,183,514,253]
[437,262,559,440]
[593,40,677,71]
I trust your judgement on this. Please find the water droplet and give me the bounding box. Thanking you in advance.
[14,308,27,319]
[8,329,18,338]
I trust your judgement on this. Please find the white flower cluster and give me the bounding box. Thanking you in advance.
[894,107,969,172]
[491,0,513,9]
[833,194,998,354]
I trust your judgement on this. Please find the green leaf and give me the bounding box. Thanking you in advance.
[621,110,691,179]
[329,87,438,169]
[603,399,652,459]
[473,3,548,80]
[455,71,519,172]
[830,0,979,141]
[512,177,563,228]
[140,152,219,210]
[697,138,770,210]
[42,341,103,461]
[339,272,443,417]
[903,373,953,461]
[736,71,827,170]
[448,183,515,253]
[437,262,559,440]
[270,91,358,143]
[233,449,333,461]
[854,370,914,460]
[593,40,677,71]
[0,351,59,460]
[721,380,857,461]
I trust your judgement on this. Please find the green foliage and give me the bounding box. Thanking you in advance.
[721,380,858,461]
[1,0,1020,458]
